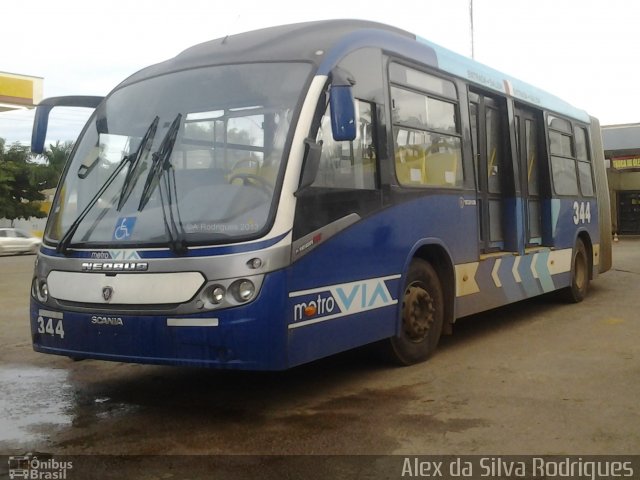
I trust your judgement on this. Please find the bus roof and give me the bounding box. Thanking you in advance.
[120,19,590,123]
[415,36,590,123]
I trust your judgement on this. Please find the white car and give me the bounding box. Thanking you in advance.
[0,228,42,255]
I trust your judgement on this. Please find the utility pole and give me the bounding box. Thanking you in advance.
[470,0,475,59]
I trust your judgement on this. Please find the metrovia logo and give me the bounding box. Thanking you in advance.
[90,250,142,260]
[289,275,401,326]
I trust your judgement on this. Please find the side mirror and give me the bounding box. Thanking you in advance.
[31,95,104,154]
[295,138,323,196]
[31,104,54,154]
[329,68,356,142]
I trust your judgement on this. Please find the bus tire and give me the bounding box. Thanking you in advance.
[386,259,444,365]
[563,238,589,303]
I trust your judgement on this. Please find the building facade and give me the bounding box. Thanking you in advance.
[603,124,640,235]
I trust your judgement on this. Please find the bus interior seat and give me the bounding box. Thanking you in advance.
[424,151,459,186]
[395,148,427,185]
[229,158,278,186]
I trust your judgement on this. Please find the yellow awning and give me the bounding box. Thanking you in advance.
[0,71,43,112]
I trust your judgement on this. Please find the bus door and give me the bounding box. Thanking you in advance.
[514,105,543,246]
[469,92,509,252]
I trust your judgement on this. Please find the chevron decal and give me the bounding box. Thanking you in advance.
[535,251,555,292]
[512,256,522,283]
[455,246,576,317]
[491,258,502,288]
[455,247,574,300]
[455,262,480,296]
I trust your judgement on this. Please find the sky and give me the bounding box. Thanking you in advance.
[1,0,639,146]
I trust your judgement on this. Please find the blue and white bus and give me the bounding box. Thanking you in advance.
[30,20,612,369]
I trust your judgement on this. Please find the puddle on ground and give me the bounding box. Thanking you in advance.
[0,365,144,447]
[0,365,74,444]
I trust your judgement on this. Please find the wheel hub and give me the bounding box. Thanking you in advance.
[402,284,435,342]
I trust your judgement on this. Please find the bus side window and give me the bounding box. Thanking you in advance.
[389,75,463,188]
[312,100,377,189]
[574,126,594,197]
[548,115,579,196]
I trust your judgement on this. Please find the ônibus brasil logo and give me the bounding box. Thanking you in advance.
[289,275,400,327]
[8,454,73,479]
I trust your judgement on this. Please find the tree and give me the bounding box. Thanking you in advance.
[43,140,74,183]
[0,138,47,224]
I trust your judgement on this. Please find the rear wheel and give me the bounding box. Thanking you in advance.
[563,238,590,303]
[385,259,444,365]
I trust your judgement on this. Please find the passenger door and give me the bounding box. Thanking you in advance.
[470,92,508,252]
[514,106,543,245]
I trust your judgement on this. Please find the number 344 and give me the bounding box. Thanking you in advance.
[573,201,591,225]
[37,316,65,339]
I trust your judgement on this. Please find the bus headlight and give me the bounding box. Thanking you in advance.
[232,279,256,302]
[205,285,226,305]
[32,278,49,303]
[199,275,263,310]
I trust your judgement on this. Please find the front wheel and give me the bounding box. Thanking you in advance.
[563,238,590,303]
[384,259,444,365]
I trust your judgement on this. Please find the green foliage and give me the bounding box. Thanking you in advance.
[0,138,73,221]
[43,140,74,181]
[34,140,75,191]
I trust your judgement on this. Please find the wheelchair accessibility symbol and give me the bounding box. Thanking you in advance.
[113,217,137,241]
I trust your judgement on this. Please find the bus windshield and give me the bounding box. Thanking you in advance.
[46,62,311,248]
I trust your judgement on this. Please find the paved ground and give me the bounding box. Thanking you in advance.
[0,240,638,477]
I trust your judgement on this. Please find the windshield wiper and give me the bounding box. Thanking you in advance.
[161,160,187,253]
[137,113,187,253]
[117,116,159,210]
[138,114,181,211]
[56,117,163,254]
[57,157,131,254]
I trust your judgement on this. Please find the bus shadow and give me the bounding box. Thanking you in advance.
[65,292,574,412]
[437,292,564,352]
[56,348,396,453]
[50,290,597,453]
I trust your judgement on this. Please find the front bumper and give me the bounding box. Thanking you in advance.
[30,271,288,370]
